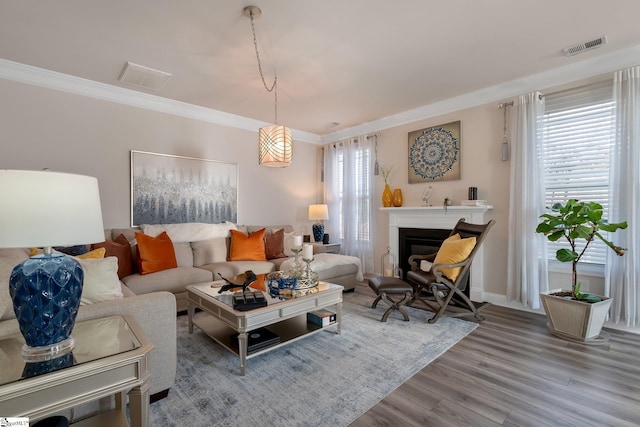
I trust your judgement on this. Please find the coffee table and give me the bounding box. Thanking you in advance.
[187,280,343,375]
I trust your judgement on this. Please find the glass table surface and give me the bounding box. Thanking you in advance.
[194,276,343,310]
[0,316,141,386]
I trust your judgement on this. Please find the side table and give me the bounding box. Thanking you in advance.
[312,242,341,254]
[0,315,153,426]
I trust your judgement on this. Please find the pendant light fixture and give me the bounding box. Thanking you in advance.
[244,5,292,168]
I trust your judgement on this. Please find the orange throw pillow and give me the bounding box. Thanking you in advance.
[135,231,178,275]
[228,228,267,261]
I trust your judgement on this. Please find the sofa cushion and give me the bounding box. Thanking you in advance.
[77,257,124,305]
[228,229,266,261]
[135,231,178,275]
[122,267,213,295]
[265,228,286,260]
[192,237,227,266]
[173,242,194,268]
[91,234,133,279]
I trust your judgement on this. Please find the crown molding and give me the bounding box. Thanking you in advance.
[320,44,640,144]
[0,58,322,145]
[2,43,639,148]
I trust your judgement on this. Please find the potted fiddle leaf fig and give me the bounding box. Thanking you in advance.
[535,199,627,344]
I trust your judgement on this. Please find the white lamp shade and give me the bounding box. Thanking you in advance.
[308,204,329,221]
[0,170,105,248]
[259,125,293,167]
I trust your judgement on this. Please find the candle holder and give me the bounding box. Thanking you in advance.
[289,247,303,277]
[296,257,319,289]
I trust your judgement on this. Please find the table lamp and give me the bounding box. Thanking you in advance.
[308,204,329,243]
[0,170,105,360]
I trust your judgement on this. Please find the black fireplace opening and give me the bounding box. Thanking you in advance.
[398,227,472,298]
[399,228,449,279]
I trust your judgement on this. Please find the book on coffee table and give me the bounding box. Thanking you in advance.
[307,309,336,327]
[237,328,280,353]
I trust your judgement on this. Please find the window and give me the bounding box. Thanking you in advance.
[541,80,614,264]
[332,141,371,242]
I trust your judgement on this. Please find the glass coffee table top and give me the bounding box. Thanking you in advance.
[0,316,141,386]
[193,275,342,310]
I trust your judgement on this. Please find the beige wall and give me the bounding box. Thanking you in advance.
[0,76,605,302]
[370,103,510,296]
[369,97,606,302]
[0,79,319,235]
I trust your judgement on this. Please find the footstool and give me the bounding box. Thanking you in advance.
[368,276,415,322]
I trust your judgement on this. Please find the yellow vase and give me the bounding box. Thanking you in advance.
[382,184,393,207]
[392,188,403,207]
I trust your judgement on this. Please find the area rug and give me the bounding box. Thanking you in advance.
[149,291,478,426]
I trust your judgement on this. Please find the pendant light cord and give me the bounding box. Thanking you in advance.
[248,9,279,124]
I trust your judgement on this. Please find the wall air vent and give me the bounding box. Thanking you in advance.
[563,35,607,57]
[118,62,172,91]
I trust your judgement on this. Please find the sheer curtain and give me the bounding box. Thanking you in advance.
[606,66,640,326]
[507,91,549,309]
[323,136,375,274]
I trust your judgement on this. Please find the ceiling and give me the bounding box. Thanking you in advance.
[2,1,640,139]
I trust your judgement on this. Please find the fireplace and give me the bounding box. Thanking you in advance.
[382,206,492,301]
[398,227,450,280]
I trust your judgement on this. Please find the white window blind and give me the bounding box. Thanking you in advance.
[541,80,614,264]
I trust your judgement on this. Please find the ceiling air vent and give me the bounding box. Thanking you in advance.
[563,35,607,57]
[118,62,172,91]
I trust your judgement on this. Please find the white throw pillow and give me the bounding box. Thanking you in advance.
[77,257,124,305]
[420,260,433,272]
[141,221,237,243]
[281,230,296,257]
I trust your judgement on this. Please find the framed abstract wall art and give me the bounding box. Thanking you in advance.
[131,150,238,226]
[408,121,461,183]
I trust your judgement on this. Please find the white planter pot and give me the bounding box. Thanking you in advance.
[540,288,613,344]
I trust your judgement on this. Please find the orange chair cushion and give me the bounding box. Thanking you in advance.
[433,233,476,281]
[228,228,267,261]
[135,231,177,275]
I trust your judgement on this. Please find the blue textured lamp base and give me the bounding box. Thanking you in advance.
[312,223,325,243]
[9,253,83,361]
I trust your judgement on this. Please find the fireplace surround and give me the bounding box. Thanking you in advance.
[382,206,493,302]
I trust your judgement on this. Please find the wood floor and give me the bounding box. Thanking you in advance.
[349,282,640,427]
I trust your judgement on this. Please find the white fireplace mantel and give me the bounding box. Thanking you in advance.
[381,205,493,301]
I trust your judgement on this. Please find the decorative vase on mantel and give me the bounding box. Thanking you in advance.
[382,184,393,207]
[392,188,403,207]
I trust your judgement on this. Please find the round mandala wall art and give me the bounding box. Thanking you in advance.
[408,121,461,182]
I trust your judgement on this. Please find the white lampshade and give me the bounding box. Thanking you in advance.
[308,204,329,221]
[259,125,293,167]
[0,170,105,248]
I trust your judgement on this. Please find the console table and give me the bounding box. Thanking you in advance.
[312,242,341,254]
[0,315,153,426]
